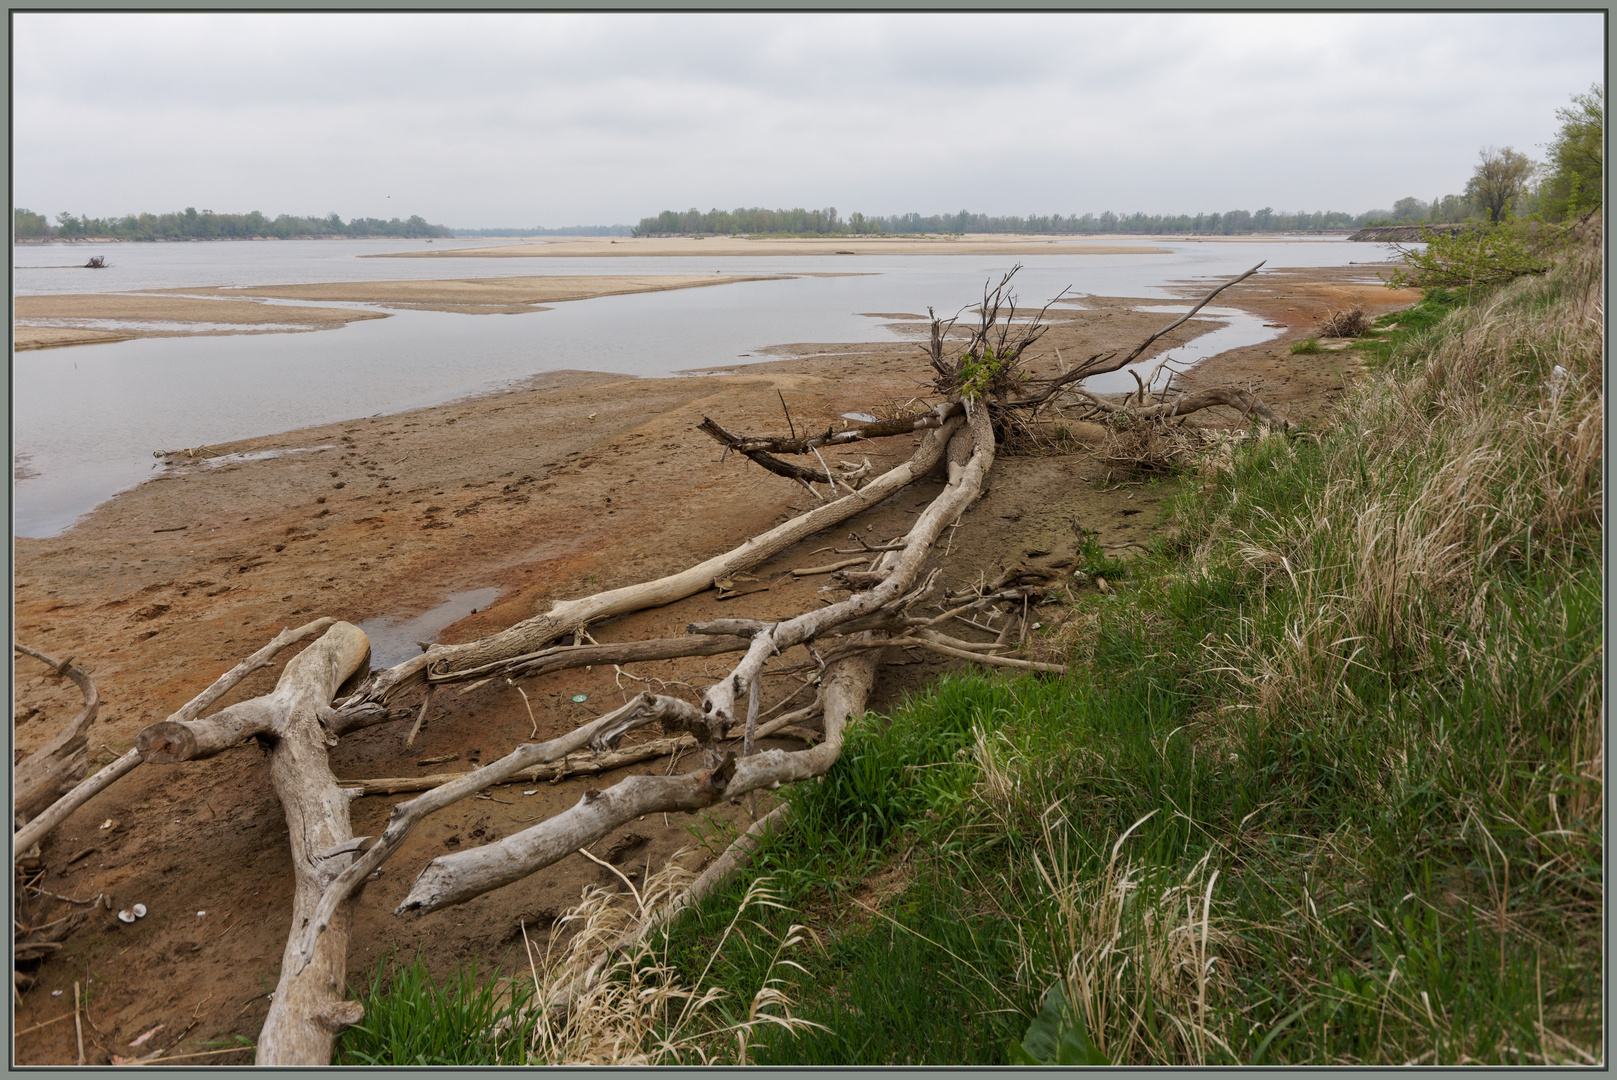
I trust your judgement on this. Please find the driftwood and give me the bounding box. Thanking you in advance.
[12,645,100,826]
[338,701,825,797]
[246,622,374,1066]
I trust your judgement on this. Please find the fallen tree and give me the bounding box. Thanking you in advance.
[13,263,1295,1064]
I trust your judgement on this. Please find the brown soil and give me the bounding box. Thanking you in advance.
[10,258,1415,1064]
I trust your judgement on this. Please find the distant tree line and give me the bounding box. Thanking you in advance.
[12,207,454,241]
[633,205,1406,237]
[450,225,634,237]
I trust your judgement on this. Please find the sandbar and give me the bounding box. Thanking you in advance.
[164,273,790,314]
[13,293,387,350]
[12,273,786,349]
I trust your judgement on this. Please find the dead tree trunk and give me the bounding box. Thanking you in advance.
[123,622,373,1064]
[252,623,373,1065]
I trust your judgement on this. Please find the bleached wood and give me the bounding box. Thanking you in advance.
[13,621,338,857]
[290,693,705,972]
[254,621,373,1066]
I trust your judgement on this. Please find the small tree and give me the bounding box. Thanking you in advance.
[1539,84,1604,221]
[13,208,51,239]
[1465,146,1536,225]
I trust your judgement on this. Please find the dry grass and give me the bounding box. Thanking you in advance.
[1019,807,1236,1065]
[1318,306,1372,337]
[517,857,821,1065]
[1192,227,1603,726]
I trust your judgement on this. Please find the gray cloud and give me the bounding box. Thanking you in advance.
[13,12,1603,227]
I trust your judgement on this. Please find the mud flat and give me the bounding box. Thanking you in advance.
[10,260,1416,1064]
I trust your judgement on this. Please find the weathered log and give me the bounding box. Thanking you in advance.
[12,645,100,826]
[254,622,373,1066]
[357,410,965,703]
[134,618,347,763]
[337,702,822,797]
[430,632,753,686]
[699,403,962,456]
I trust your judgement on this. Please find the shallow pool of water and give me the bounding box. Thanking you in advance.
[356,587,503,671]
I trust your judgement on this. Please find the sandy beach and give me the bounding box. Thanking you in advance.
[11,252,1418,1064]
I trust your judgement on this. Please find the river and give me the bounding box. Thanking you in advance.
[12,237,1392,537]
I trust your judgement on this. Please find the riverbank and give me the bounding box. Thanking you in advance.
[11,260,1417,1064]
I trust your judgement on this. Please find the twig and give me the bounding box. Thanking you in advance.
[776,389,797,441]
[512,683,539,738]
[74,981,84,1066]
[405,687,433,748]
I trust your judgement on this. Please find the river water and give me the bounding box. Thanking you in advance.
[12,237,1394,537]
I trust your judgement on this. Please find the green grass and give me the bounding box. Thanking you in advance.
[335,952,533,1065]
[1290,336,1323,354]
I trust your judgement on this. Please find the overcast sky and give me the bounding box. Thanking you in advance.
[12,12,1604,229]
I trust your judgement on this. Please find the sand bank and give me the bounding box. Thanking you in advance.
[375,234,1173,258]
[12,273,786,349]
[12,293,387,350]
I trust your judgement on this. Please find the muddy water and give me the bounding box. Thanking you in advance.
[357,587,504,670]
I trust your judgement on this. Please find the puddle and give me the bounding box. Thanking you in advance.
[171,445,338,468]
[357,587,502,670]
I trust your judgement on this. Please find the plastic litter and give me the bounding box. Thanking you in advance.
[572,694,588,703]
